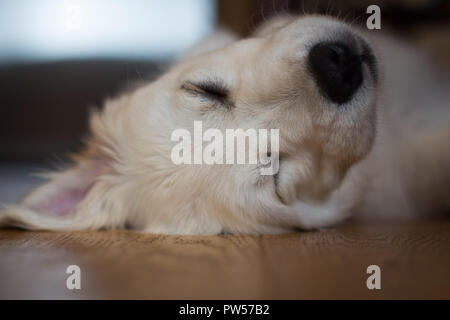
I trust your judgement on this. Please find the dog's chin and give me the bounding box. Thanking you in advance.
[295,168,347,204]
[266,153,367,230]
[273,148,362,208]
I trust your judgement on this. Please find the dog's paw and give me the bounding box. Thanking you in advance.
[293,200,350,229]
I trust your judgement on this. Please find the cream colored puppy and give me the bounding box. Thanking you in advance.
[1,15,449,234]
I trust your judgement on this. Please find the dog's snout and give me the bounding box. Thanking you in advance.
[308,42,363,104]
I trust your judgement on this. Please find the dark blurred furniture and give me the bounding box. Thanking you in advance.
[219,0,450,35]
[0,60,161,162]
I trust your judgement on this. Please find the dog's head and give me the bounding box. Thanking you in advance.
[11,16,379,234]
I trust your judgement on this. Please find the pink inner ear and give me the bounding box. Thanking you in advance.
[23,153,111,217]
[37,184,93,216]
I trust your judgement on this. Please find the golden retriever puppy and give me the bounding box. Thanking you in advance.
[1,15,449,234]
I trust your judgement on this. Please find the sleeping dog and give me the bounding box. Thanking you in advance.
[1,15,449,234]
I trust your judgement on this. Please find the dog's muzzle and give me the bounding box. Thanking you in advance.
[308,37,377,105]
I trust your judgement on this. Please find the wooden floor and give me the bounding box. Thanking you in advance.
[0,220,449,299]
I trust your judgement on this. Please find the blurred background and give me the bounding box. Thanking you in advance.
[1,0,450,203]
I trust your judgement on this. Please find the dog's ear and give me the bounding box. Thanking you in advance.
[22,148,112,217]
[0,142,123,231]
[0,98,136,231]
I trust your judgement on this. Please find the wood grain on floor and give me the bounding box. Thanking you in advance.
[0,220,449,299]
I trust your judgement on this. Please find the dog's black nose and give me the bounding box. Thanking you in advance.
[308,42,363,104]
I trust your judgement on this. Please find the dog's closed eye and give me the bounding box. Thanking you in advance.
[181,80,232,108]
